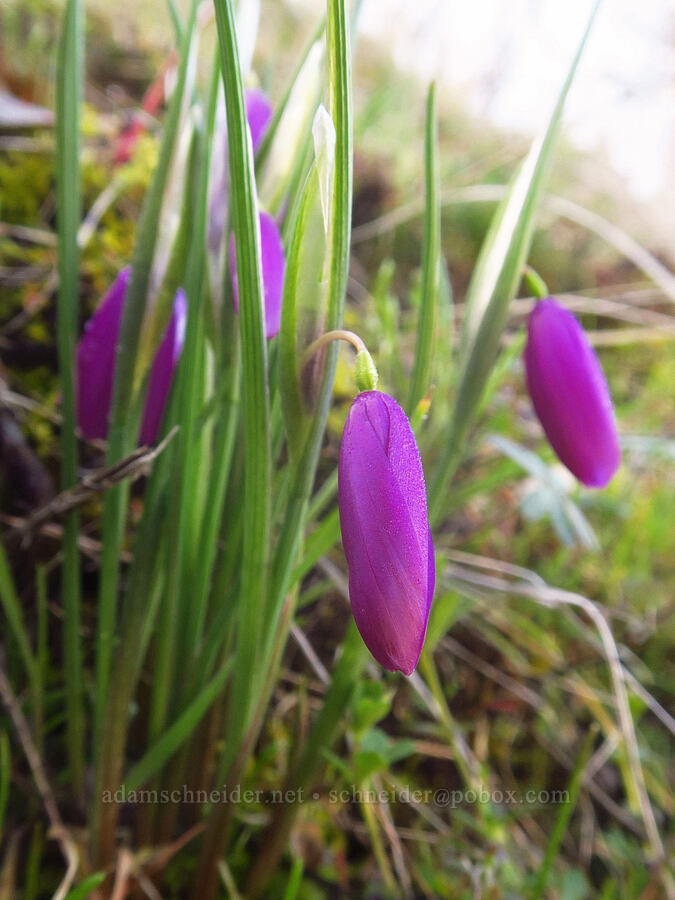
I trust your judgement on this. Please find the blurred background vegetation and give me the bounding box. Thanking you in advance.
[0,0,673,896]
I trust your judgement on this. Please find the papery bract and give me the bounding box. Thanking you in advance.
[76,267,130,441]
[138,289,187,445]
[229,210,285,339]
[76,271,185,445]
[338,390,435,675]
[524,297,621,488]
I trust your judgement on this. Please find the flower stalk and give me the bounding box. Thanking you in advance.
[302,329,379,392]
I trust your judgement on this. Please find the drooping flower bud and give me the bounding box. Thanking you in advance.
[229,210,285,339]
[524,298,621,488]
[138,289,187,445]
[76,271,186,445]
[338,390,435,675]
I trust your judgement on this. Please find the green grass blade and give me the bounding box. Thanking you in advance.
[140,118,206,743]
[213,0,271,743]
[268,0,353,630]
[282,857,304,900]
[90,0,200,863]
[23,825,43,900]
[165,0,182,43]
[307,469,338,521]
[144,60,220,731]
[174,58,224,661]
[62,874,107,900]
[255,20,325,172]
[278,165,319,460]
[246,622,369,896]
[0,543,40,704]
[258,41,324,214]
[35,566,48,703]
[0,731,10,837]
[407,81,440,415]
[55,0,85,799]
[530,727,597,899]
[429,1,600,525]
[195,5,352,891]
[191,348,241,653]
[123,660,233,793]
[93,0,200,766]
[91,491,173,865]
[292,507,340,585]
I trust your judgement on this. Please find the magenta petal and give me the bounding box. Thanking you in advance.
[76,268,130,440]
[229,211,286,339]
[338,391,435,675]
[245,89,272,153]
[138,289,187,446]
[524,298,621,488]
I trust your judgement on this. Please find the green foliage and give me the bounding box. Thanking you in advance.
[0,0,672,897]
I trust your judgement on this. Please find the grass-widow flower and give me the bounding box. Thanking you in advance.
[138,289,187,445]
[524,297,620,488]
[76,268,130,441]
[76,271,186,444]
[338,390,435,675]
[229,210,285,339]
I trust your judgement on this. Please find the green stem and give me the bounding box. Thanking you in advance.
[267,0,353,640]
[302,328,367,364]
[245,622,369,897]
[407,81,440,415]
[530,727,597,899]
[55,0,85,801]
[195,0,353,888]
[90,0,200,862]
[213,0,272,761]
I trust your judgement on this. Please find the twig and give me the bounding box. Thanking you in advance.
[442,634,543,711]
[372,774,413,898]
[146,821,205,875]
[443,559,665,866]
[0,653,79,900]
[218,859,244,900]
[0,382,62,425]
[0,222,57,247]
[446,579,652,837]
[290,623,330,684]
[13,428,178,539]
[110,849,134,900]
[623,668,675,738]
[109,847,166,900]
[0,514,133,564]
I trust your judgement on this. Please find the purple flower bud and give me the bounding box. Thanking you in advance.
[138,289,187,445]
[76,267,130,441]
[524,298,621,488]
[229,210,285,339]
[245,89,272,154]
[338,391,435,675]
[76,270,186,445]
